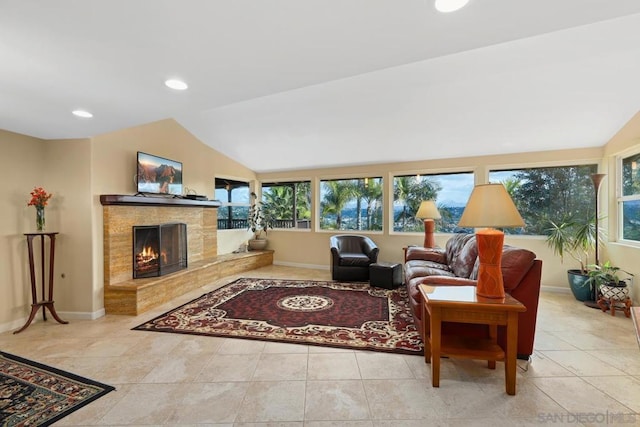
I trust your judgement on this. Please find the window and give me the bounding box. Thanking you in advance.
[393,172,474,233]
[619,152,640,242]
[319,177,383,231]
[214,178,250,230]
[489,164,597,235]
[261,181,312,229]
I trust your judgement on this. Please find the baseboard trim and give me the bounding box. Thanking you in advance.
[541,285,571,294]
[0,318,30,334]
[57,309,106,320]
[273,261,328,271]
[0,308,107,334]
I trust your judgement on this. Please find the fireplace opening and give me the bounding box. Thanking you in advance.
[133,223,187,279]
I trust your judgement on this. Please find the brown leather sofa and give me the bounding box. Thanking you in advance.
[404,233,542,359]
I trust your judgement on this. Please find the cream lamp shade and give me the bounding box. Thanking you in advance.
[416,200,441,220]
[458,184,524,228]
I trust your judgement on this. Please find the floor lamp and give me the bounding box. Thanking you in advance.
[585,173,606,308]
[416,200,441,248]
[458,184,525,299]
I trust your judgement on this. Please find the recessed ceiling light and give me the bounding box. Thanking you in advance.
[165,79,188,90]
[435,0,470,13]
[72,109,93,118]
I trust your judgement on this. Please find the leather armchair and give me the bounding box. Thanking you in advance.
[330,235,379,281]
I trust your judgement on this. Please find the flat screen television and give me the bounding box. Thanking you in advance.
[136,151,183,195]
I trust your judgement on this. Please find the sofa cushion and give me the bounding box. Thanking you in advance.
[448,237,478,278]
[406,264,455,282]
[405,247,447,264]
[405,260,450,270]
[338,252,372,267]
[405,259,451,281]
[445,233,475,260]
[500,246,536,291]
[470,245,536,292]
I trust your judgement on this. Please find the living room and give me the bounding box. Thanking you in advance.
[2,2,640,423]
[2,129,640,424]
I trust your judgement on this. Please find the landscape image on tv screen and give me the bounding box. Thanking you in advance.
[137,152,183,195]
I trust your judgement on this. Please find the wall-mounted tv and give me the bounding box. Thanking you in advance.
[136,151,183,195]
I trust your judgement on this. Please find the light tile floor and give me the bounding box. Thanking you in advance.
[2,265,640,426]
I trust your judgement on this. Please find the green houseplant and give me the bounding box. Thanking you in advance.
[247,192,274,250]
[585,261,630,301]
[545,218,598,301]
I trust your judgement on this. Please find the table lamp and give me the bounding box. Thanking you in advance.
[416,200,441,248]
[458,184,525,299]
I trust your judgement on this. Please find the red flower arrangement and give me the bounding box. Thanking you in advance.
[28,187,52,208]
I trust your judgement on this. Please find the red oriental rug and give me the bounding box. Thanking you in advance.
[133,278,423,355]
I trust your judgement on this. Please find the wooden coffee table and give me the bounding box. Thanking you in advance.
[419,284,526,395]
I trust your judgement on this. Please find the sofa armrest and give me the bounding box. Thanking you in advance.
[405,246,446,264]
[415,275,478,287]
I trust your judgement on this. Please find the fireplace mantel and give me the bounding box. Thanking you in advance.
[100,194,221,208]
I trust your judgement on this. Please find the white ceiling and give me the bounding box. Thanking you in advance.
[2,1,640,173]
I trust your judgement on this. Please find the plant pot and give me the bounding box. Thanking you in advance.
[600,281,629,301]
[567,269,592,302]
[248,238,268,251]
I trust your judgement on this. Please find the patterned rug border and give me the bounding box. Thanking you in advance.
[0,351,116,427]
[133,277,423,355]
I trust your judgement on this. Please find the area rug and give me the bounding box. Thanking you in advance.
[134,278,423,355]
[0,351,115,427]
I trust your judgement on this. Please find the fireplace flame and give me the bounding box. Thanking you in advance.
[136,246,158,265]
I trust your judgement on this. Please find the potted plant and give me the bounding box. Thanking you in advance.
[586,261,631,301]
[545,218,598,301]
[247,192,274,251]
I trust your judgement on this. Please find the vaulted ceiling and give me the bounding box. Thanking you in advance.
[2,1,640,172]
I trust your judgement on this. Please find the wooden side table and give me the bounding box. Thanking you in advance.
[419,284,526,395]
[14,232,68,334]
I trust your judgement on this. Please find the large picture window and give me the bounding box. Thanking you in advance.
[393,172,474,233]
[215,178,250,230]
[489,164,597,235]
[619,152,640,242]
[319,177,383,231]
[261,181,312,229]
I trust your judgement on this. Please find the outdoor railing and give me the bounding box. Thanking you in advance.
[217,219,248,230]
[217,219,311,230]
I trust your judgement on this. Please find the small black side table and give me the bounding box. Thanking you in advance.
[14,232,68,334]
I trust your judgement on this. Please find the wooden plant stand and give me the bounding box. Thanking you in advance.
[14,232,68,334]
[596,296,633,318]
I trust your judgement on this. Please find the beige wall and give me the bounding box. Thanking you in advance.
[602,111,640,298]
[0,130,46,329]
[43,138,94,316]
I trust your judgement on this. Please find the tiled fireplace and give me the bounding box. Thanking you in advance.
[100,195,273,315]
[101,195,219,287]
